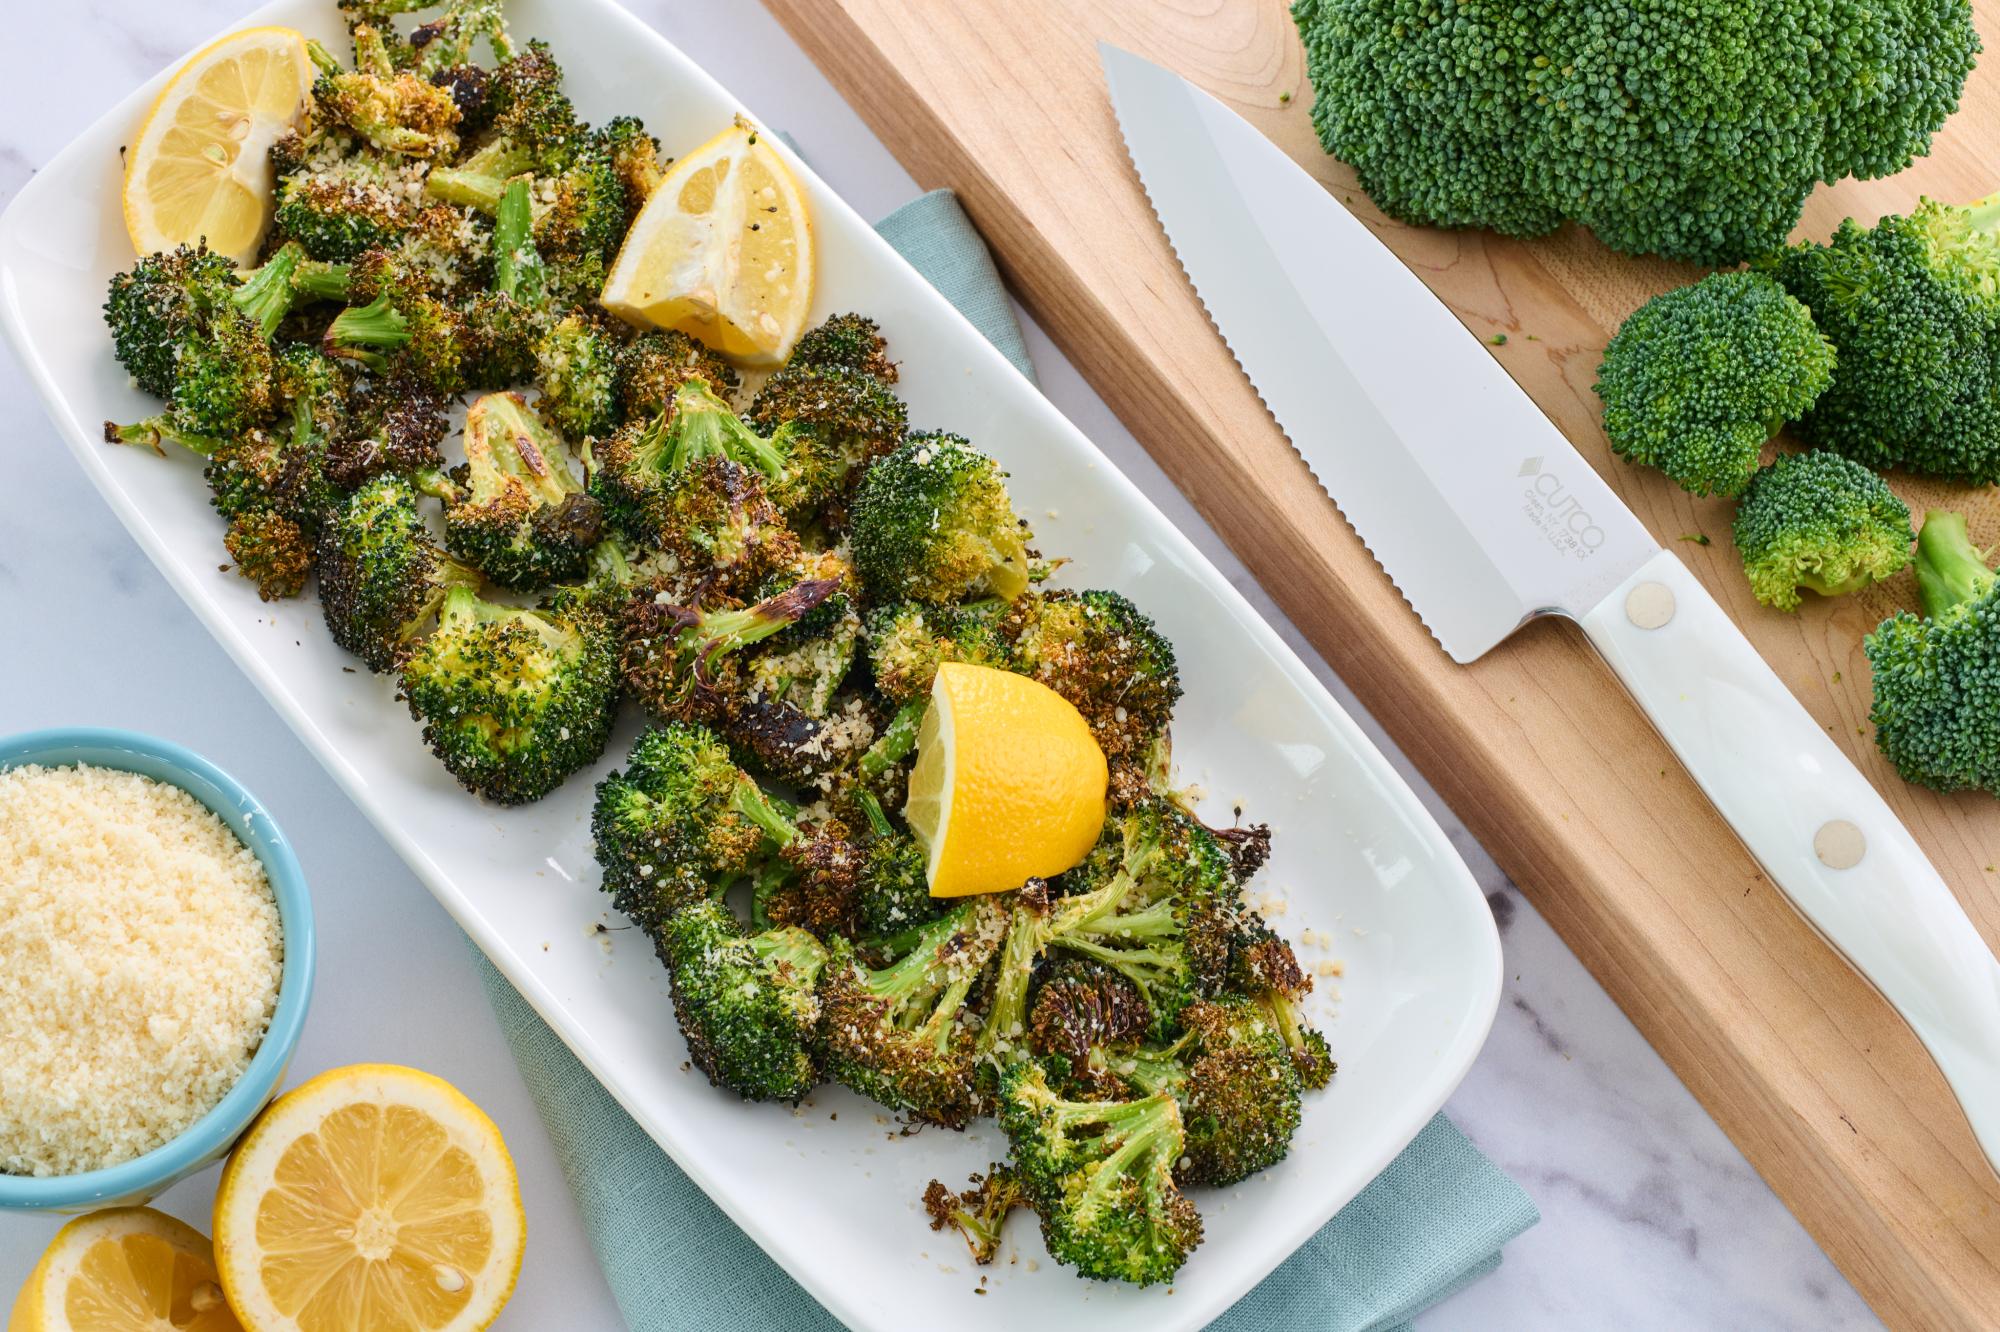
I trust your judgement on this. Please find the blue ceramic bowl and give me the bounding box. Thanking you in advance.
[0,728,315,1211]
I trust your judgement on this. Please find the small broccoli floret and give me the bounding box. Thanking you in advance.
[789,312,897,382]
[1766,196,2000,482]
[223,510,316,602]
[851,808,940,940]
[748,364,908,516]
[598,115,666,215]
[316,474,480,671]
[615,330,740,421]
[590,722,795,930]
[325,373,451,488]
[399,585,618,803]
[273,137,438,263]
[1226,913,1335,1090]
[1011,590,1180,800]
[1732,451,1913,612]
[995,1061,1203,1286]
[656,898,828,1103]
[443,392,604,590]
[864,600,1015,705]
[849,433,1032,604]
[1864,511,2000,795]
[1117,998,1304,1187]
[534,312,622,440]
[922,1166,1025,1266]
[817,896,1010,1127]
[1595,272,1835,498]
[314,35,462,157]
[620,578,841,725]
[743,552,863,718]
[104,244,242,400]
[1026,958,1152,1085]
[322,272,470,395]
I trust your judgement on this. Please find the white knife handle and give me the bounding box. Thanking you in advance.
[1579,549,2000,1172]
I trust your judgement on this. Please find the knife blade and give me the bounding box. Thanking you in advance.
[1100,43,2000,1174]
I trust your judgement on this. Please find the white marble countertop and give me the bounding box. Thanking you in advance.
[0,2,1886,1327]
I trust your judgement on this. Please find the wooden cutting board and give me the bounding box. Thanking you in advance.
[760,0,2000,1325]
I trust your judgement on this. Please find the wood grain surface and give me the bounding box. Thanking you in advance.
[760,0,2000,1325]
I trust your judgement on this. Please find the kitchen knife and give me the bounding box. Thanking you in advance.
[1100,43,2000,1173]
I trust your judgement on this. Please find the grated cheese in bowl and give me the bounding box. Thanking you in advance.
[0,762,283,1178]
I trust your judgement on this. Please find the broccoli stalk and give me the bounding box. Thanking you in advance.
[323,289,411,368]
[492,175,546,303]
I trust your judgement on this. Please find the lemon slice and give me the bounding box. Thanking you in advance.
[7,1207,242,1332]
[122,26,313,265]
[600,117,814,366]
[211,1065,524,1332]
[905,662,1108,897]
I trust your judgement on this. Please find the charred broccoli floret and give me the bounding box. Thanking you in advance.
[1226,913,1335,1091]
[619,578,840,725]
[1732,451,1913,612]
[1864,510,2000,795]
[817,896,1010,1127]
[922,1166,1025,1266]
[322,262,471,394]
[1117,998,1304,1187]
[316,473,479,671]
[851,798,940,940]
[443,392,603,589]
[272,136,442,263]
[324,374,451,488]
[656,897,828,1103]
[849,433,1031,604]
[864,600,1015,705]
[1026,959,1152,1087]
[995,1061,1202,1286]
[743,552,863,718]
[789,312,897,382]
[1011,590,1180,799]
[1595,271,1835,498]
[399,584,618,803]
[615,330,739,422]
[748,363,908,517]
[590,722,794,930]
[314,26,462,157]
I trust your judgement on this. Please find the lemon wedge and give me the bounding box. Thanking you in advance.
[905,662,1109,897]
[599,117,814,366]
[122,26,314,265]
[211,1065,524,1332]
[7,1207,242,1332]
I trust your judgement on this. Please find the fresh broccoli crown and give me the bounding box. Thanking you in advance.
[224,510,315,602]
[1594,271,1835,498]
[104,243,242,399]
[615,330,740,421]
[619,578,840,724]
[444,392,604,590]
[853,826,939,939]
[1118,998,1303,1188]
[315,473,475,671]
[315,63,463,158]
[849,433,1032,604]
[591,722,793,929]
[1293,0,1980,266]
[747,365,909,512]
[1732,451,1913,612]
[790,312,897,383]
[1012,589,1180,788]
[922,1166,1025,1266]
[532,310,616,436]
[817,897,1010,1127]
[1766,198,2000,482]
[656,897,826,1102]
[995,1061,1203,1286]
[864,600,1015,705]
[652,455,799,588]
[399,585,617,803]
[1864,510,2000,795]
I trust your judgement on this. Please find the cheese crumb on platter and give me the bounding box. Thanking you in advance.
[0,763,283,1177]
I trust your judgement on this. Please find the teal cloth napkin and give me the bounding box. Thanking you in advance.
[474,188,1538,1331]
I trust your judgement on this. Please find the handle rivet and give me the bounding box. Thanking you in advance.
[1814,820,1866,870]
[1625,581,1676,629]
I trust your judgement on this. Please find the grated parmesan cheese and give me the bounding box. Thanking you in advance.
[0,764,283,1177]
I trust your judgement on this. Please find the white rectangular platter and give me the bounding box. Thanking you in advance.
[0,1,1503,1326]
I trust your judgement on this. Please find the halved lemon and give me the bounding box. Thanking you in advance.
[599,117,814,366]
[122,26,314,265]
[905,662,1109,897]
[7,1207,242,1332]
[211,1065,524,1332]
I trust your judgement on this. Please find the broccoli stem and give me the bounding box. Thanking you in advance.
[858,698,926,779]
[292,259,353,304]
[493,176,546,302]
[324,291,412,369]
[305,37,342,75]
[729,776,797,849]
[1914,510,1998,619]
[103,417,223,457]
[231,242,306,339]
[857,789,895,839]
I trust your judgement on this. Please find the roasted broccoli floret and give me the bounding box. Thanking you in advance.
[619,577,840,725]
[1117,998,1304,1187]
[534,312,622,441]
[849,433,1031,604]
[324,374,450,488]
[1011,590,1180,799]
[1226,912,1335,1091]
[817,896,1010,1127]
[748,363,908,517]
[743,552,863,718]
[864,600,1015,705]
[1864,510,2000,796]
[273,136,442,263]
[615,330,740,422]
[851,798,940,939]
[590,722,795,930]
[399,584,618,803]
[1765,195,2000,482]
[922,1166,1025,1266]
[1292,0,1980,265]
[1026,958,1152,1087]
[322,261,471,394]
[789,312,897,382]
[1594,272,1835,498]
[314,28,463,157]
[442,392,603,590]
[1732,451,1913,612]
[597,114,666,216]
[656,897,828,1102]
[995,1061,1203,1286]
[316,473,479,671]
